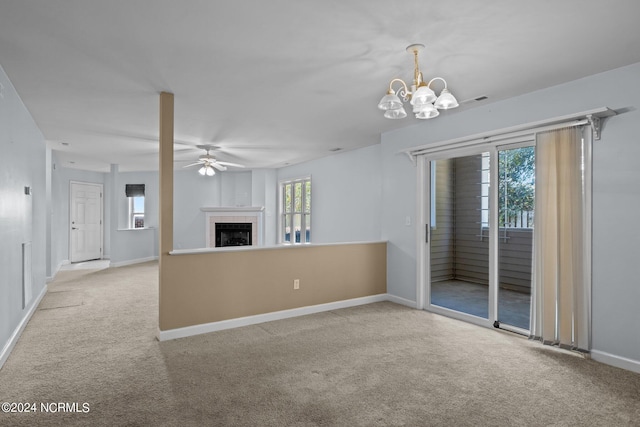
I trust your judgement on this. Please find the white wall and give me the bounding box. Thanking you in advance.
[251,169,278,246]
[220,170,252,207]
[173,169,223,249]
[172,146,384,249]
[0,64,47,366]
[278,144,382,244]
[381,62,640,366]
[173,170,263,249]
[173,151,386,249]
[109,170,158,266]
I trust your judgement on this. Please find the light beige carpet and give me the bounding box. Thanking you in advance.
[1,261,639,426]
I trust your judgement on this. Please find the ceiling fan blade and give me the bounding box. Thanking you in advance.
[182,161,203,168]
[216,161,245,168]
[196,144,219,151]
[211,162,227,171]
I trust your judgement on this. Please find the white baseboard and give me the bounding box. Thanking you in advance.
[110,256,158,268]
[47,260,70,283]
[386,294,417,308]
[591,350,640,374]
[158,293,390,341]
[0,284,48,371]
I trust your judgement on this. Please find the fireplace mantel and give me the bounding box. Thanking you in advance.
[201,206,265,213]
[203,207,264,248]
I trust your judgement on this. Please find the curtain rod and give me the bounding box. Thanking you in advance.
[401,107,616,162]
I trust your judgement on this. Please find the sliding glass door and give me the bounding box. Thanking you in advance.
[497,146,534,331]
[424,144,534,332]
[429,152,491,321]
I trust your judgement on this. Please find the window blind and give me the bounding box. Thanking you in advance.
[125,184,145,197]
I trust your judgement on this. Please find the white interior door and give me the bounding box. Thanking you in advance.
[70,181,103,262]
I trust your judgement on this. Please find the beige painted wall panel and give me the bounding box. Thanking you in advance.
[159,242,387,330]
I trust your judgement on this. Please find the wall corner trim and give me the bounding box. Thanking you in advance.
[591,349,640,374]
[157,294,391,341]
[0,284,48,370]
[385,294,417,309]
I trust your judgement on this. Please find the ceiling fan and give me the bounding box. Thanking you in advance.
[182,145,245,176]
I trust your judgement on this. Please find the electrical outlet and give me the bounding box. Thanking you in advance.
[293,279,300,290]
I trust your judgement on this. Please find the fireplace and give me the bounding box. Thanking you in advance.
[203,206,264,248]
[215,222,253,247]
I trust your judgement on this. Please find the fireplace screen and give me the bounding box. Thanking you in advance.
[215,223,252,247]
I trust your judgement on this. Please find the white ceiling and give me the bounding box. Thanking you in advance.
[1,1,640,172]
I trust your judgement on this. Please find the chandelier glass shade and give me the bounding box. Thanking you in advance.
[378,44,459,120]
[384,107,407,119]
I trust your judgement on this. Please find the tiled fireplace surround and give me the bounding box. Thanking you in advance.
[202,207,264,248]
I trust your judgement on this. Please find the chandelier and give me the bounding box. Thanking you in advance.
[378,44,459,119]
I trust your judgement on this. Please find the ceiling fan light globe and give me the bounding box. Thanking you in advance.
[206,166,215,176]
[378,93,403,111]
[434,89,459,109]
[198,166,206,175]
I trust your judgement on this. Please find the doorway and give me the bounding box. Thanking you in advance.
[69,181,103,263]
[422,145,534,333]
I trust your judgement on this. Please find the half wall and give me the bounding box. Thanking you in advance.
[159,242,387,331]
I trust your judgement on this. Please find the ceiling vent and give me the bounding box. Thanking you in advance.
[460,95,489,105]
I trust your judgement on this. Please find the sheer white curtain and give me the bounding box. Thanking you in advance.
[531,126,591,351]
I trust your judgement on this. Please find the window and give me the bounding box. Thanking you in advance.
[280,177,311,244]
[498,146,534,228]
[479,147,535,229]
[129,196,145,228]
[125,184,145,229]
